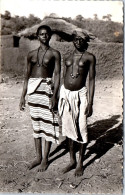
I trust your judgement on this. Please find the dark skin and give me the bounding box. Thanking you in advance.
[19,28,61,171]
[62,35,96,176]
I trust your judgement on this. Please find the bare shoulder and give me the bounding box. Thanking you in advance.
[27,49,37,59]
[86,51,95,60]
[50,47,61,58]
[86,51,96,62]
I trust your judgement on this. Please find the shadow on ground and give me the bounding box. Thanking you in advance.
[49,115,123,169]
[84,114,123,169]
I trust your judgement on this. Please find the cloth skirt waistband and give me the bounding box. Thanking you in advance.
[27,78,52,95]
[61,85,87,95]
[29,77,52,84]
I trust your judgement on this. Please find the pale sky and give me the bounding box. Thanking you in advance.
[0,0,123,23]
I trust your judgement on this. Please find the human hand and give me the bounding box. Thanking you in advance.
[85,103,93,117]
[50,96,58,113]
[19,97,26,111]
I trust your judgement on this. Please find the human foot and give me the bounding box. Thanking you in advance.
[62,161,77,174]
[74,165,84,177]
[38,159,49,172]
[27,159,41,170]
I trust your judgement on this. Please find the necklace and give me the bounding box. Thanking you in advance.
[37,46,49,67]
[70,51,84,79]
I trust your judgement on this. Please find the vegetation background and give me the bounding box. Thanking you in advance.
[1,11,123,43]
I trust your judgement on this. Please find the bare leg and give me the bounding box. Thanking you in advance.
[75,143,87,176]
[62,138,77,174]
[28,138,42,170]
[38,140,52,172]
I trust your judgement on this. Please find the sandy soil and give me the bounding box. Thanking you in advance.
[0,74,123,194]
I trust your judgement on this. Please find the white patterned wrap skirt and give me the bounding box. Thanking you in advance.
[58,85,88,144]
[27,78,59,144]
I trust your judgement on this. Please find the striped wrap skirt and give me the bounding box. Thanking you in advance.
[27,78,59,144]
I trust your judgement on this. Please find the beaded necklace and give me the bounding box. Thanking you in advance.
[70,51,84,79]
[37,46,49,67]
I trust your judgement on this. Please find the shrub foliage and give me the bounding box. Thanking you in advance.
[1,11,123,43]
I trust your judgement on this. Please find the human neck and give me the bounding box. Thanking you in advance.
[74,48,86,54]
[39,43,49,51]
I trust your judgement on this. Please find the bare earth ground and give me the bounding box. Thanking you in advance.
[0,74,123,194]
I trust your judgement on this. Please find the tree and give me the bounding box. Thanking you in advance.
[3,10,11,20]
[93,14,98,20]
[1,27,11,35]
[102,14,112,21]
[76,15,83,22]
[28,14,41,27]
[107,14,112,21]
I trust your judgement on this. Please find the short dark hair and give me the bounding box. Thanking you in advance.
[36,25,52,36]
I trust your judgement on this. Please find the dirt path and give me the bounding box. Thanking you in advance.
[0,75,123,194]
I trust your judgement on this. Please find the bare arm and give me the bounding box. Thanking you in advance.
[63,56,66,78]
[19,53,32,110]
[85,55,96,117]
[51,50,61,110]
[89,55,96,105]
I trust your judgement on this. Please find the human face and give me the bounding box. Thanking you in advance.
[38,28,51,44]
[73,35,86,49]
